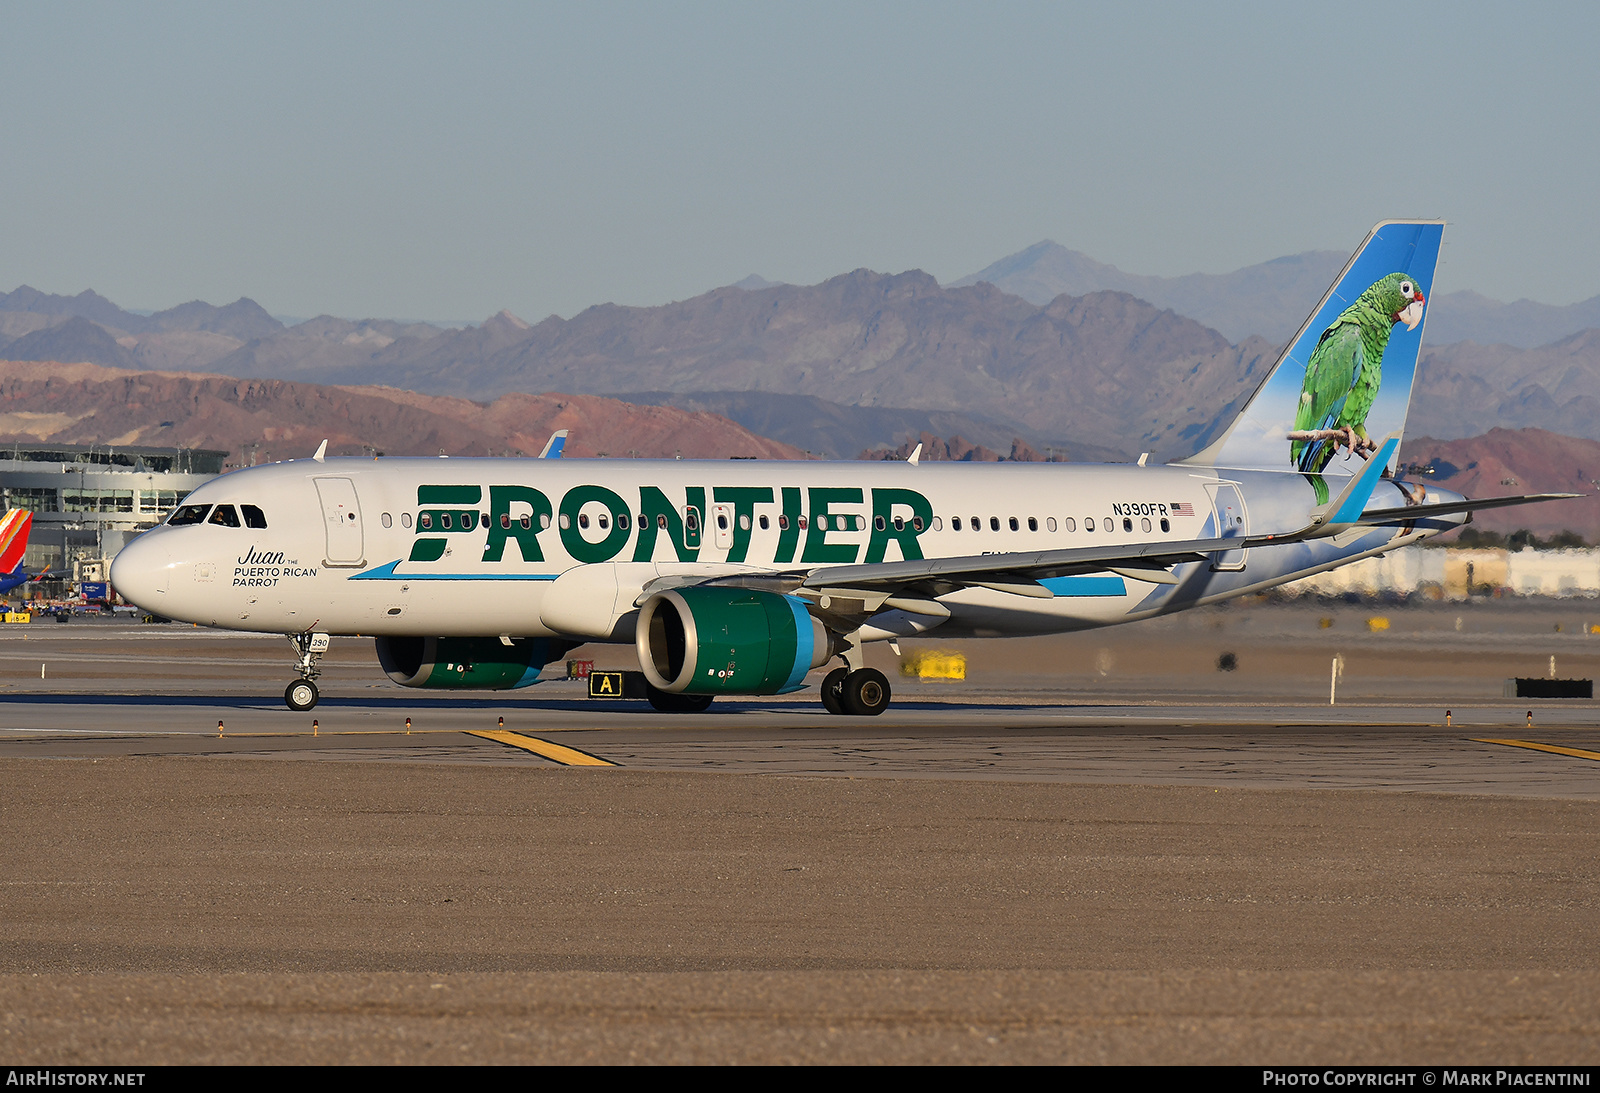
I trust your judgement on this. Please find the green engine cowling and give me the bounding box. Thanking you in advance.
[375,635,573,689]
[636,588,831,695]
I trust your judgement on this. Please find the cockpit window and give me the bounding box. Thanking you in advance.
[241,504,268,529]
[208,504,241,527]
[168,504,211,526]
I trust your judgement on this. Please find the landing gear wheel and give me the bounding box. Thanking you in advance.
[820,667,848,715]
[646,685,714,714]
[842,668,891,716]
[285,679,319,712]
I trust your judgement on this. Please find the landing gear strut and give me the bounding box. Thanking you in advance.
[284,632,329,711]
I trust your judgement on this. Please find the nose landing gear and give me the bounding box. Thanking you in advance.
[284,632,330,711]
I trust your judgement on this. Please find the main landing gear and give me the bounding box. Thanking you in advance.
[284,632,330,711]
[819,666,891,716]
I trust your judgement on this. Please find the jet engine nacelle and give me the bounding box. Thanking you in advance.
[636,588,832,695]
[375,635,572,689]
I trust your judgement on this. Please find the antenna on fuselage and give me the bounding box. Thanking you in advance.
[907,443,922,467]
[312,439,327,463]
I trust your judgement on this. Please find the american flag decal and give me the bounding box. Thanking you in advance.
[1170,502,1195,517]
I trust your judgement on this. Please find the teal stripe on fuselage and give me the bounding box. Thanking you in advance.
[350,560,559,581]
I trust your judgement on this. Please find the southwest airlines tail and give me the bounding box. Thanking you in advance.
[1178,219,1444,487]
[0,509,33,592]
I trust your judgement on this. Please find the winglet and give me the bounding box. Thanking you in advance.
[907,443,922,467]
[312,439,327,463]
[1309,434,1400,533]
[538,430,568,459]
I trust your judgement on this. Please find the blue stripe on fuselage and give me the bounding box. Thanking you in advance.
[1040,575,1127,597]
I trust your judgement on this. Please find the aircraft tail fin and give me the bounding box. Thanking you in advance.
[1177,220,1444,479]
[538,430,568,459]
[0,509,33,575]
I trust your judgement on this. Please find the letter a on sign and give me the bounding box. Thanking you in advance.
[589,671,622,697]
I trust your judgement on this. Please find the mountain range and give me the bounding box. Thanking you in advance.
[6,234,1600,463]
[951,241,1600,348]
[0,360,805,463]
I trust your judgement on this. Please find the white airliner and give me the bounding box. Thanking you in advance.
[110,221,1573,713]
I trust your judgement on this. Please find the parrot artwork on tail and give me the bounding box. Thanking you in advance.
[1289,272,1426,503]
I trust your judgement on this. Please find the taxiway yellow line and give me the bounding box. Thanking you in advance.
[1474,738,1600,763]
[464,729,617,766]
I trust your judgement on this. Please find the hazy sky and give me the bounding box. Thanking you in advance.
[2,1,1596,322]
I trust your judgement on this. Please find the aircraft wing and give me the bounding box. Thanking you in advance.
[799,536,1238,595]
[658,471,1582,610]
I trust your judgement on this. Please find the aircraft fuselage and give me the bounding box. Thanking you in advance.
[110,455,1457,640]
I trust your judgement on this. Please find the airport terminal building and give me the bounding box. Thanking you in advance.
[0,443,225,581]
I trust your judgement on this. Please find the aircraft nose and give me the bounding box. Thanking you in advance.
[109,532,173,609]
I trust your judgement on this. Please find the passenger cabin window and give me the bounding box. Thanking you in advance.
[208,505,241,528]
[402,513,412,528]
[242,505,268,529]
[1008,517,1018,531]
[168,504,211,526]
[1028,517,1038,532]
[1063,517,1075,532]
[989,517,1000,532]
[382,513,393,528]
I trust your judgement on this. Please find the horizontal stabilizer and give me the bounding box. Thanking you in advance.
[1351,492,1583,527]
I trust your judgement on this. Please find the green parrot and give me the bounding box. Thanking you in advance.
[1290,271,1426,502]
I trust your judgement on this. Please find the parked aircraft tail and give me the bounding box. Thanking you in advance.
[0,509,35,593]
[1178,219,1444,487]
[0,509,33,574]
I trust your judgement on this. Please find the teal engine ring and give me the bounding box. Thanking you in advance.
[636,588,830,695]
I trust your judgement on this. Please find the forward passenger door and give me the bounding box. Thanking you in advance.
[314,477,365,566]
